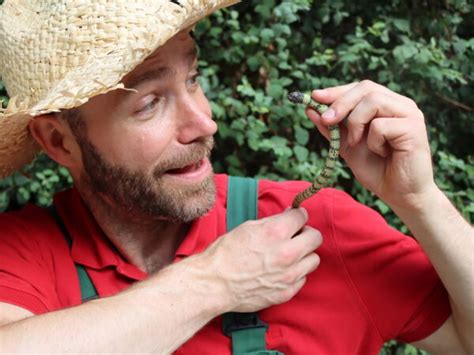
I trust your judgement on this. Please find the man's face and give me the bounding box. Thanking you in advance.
[71,31,217,223]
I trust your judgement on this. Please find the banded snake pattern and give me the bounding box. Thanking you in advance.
[288,92,341,209]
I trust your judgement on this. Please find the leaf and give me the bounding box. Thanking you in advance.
[294,146,309,162]
[260,28,275,45]
[392,19,410,33]
[393,44,418,62]
[294,126,310,145]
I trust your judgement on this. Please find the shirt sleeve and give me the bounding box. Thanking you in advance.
[0,210,61,314]
[329,189,451,343]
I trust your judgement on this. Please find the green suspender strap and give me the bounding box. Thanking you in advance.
[223,177,283,355]
[48,206,99,303]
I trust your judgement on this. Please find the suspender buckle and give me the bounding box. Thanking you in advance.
[223,312,269,338]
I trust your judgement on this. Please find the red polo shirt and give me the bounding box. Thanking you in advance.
[0,174,450,354]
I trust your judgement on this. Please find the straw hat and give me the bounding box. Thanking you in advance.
[0,0,240,179]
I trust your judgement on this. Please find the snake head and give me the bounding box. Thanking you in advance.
[288,91,306,104]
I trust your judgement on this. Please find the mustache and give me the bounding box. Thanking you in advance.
[152,137,214,177]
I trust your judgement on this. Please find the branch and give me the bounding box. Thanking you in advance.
[435,93,473,112]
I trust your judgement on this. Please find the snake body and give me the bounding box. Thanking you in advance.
[288,92,341,208]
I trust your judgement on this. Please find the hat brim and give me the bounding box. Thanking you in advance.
[0,0,240,179]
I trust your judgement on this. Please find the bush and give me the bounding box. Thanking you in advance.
[194,0,473,230]
[1,1,472,353]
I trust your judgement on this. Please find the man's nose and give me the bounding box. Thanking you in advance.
[176,94,217,144]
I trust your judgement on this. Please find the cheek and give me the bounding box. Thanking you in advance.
[134,131,169,164]
[90,123,174,171]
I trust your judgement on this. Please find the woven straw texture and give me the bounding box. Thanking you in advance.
[0,0,239,178]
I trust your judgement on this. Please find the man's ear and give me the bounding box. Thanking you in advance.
[28,114,81,168]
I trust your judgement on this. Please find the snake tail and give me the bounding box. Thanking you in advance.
[288,92,341,208]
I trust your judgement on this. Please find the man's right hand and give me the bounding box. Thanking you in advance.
[0,208,321,353]
[200,207,322,313]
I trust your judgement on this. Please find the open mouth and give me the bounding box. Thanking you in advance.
[165,158,205,175]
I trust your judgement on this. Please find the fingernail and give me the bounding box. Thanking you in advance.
[322,108,335,120]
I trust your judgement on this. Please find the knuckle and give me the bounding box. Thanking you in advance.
[406,97,417,108]
[364,91,382,105]
[359,79,375,89]
[307,229,323,247]
[281,269,299,285]
[414,108,425,121]
[367,138,379,153]
[261,220,282,238]
[275,248,297,267]
[366,138,376,152]
[346,114,362,131]
[278,290,294,304]
[370,118,385,133]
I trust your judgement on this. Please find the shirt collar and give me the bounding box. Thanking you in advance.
[53,188,146,280]
[52,174,228,280]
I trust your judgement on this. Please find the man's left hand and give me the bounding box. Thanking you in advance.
[307,80,436,210]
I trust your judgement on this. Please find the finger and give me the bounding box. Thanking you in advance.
[295,252,320,279]
[283,276,307,302]
[262,207,308,240]
[320,80,417,126]
[290,277,306,299]
[307,107,351,158]
[346,92,410,146]
[366,118,392,157]
[306,107,330,141]
[278,254,320,292]
[311,82,359,105]
[367,117,424,156]
[287,226,323,260]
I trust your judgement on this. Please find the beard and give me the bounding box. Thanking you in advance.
[76,135,216,223]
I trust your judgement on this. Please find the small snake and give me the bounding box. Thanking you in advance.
[288,92,341,208]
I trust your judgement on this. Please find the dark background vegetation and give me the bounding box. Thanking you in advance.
[0,1,472,354]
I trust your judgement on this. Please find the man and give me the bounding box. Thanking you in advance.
[0,1,472,354]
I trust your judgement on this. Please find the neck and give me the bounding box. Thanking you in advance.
[78,188,190,274]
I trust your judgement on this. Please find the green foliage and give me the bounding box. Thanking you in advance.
[380,341,428,355]
[200,2,472,354]
[0,154,73,212]
[0,1,472,353]
[194,0,473,229]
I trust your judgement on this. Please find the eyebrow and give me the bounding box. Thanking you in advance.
[124,47,198,90]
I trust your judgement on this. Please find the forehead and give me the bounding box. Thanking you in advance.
[121,30,197,88]
[81,30,196,112]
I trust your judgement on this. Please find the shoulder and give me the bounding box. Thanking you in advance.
[254,177,407,248]
[0,204,53,248]
[216,174,382,225]
[0,189,78,314]
[0,188,76,257]
[257,177,357,222]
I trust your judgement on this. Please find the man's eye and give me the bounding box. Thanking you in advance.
[187,72,201,86]
[137,97,161,115]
